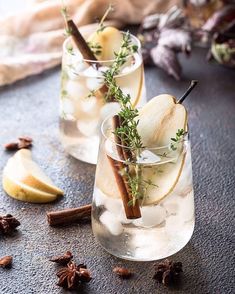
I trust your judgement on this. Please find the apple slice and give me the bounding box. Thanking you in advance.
[3,149,63,197]
[137,94,187,205]
[88,27,123,60]
[2,174,57,203]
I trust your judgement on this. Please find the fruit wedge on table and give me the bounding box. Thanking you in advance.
[2,149,63,203]
[97,94,187,205]
[2,175,58,203]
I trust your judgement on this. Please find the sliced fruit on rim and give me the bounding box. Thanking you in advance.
[87,26,123,60]
[7,149,63,196]
[2,174,58,203]
[115,63,144,107]
[141,151,186,205]
[96,144,122,200]
[137,94,188,205]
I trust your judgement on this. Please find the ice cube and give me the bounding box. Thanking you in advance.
[100,102,120,120]
[98,66,109,74]
[94,188,107,206]
[100,211,123,236]
[60,98,75,120]
[165,215,184,235]
[66,61,88,80]
[86,77,104,91]
[162,194,181,215]
[104,197,133,224]
[66,80,90,100]
[80,96,99,114]
[77,119,98,136]
[133,205,166,228]
[83,66,101,78]
[178,191,194,222]
[104,197,122,216]
[132,228,169,260]
[137,150,161,164]
[118,209,133,224]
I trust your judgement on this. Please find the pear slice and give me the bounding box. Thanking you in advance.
[96,142,121,200]
[10,149,63,195]
[2,174,58,203]
[137,94,187,205]
[115,64,144,108]
[137,94,187,146]
[88,26,123,60]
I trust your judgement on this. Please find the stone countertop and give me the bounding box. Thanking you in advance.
[0,47,234,294]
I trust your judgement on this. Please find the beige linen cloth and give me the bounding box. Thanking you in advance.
[0,0,177,86]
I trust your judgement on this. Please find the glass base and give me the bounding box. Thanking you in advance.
[92,217,194,261]
[59,118,99,164]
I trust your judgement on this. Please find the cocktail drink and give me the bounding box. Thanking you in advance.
[92,91,196,261]
[59,27,145,164]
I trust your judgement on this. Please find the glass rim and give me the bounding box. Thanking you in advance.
[62,30,141,63]
[101,113,189,151]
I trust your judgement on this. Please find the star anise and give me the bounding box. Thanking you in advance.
[50,251,73,265]
[153,259,183,286]
[57,261,92,290]
[0,214,20,235]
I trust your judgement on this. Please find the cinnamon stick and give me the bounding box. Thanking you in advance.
[67,19,113,100]
[67,20,97,62]
[111,115,141,219]
[66,20,140,218]
[47,205,91,226]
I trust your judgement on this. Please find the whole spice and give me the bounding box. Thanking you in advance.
[0,214,20,235]
[0,256,13,268]
[4,136,33,151]
[50,251,73,265]
[57,261,92,290]
[113,266,133,279]
[65,18,141,219]
[153,259,183,286]
[47,204,91,226]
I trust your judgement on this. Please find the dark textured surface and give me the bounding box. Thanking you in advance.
[0,47,234,294]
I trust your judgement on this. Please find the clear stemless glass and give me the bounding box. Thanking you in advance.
[59,33,146,164]
[92,115,195,261]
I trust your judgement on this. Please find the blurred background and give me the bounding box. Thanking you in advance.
[0,0,234,86]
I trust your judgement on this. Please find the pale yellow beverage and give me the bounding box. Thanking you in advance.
[92,115,195,261]
[59,32,146,164]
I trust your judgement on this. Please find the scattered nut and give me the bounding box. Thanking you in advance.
[4,136,33,151]
[0,256,13,268]
[113,266,133,279]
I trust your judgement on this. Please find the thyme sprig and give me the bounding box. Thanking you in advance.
[102,32,143,205]
[87,42,102,56]
[170,129,186,151]
[103,32,142,152]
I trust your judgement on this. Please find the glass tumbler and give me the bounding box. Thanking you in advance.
[92,116,195,261]
[59,33,146,164]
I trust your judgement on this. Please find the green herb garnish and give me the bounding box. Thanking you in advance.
[87,42,102,56]
[170,129,186,151]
